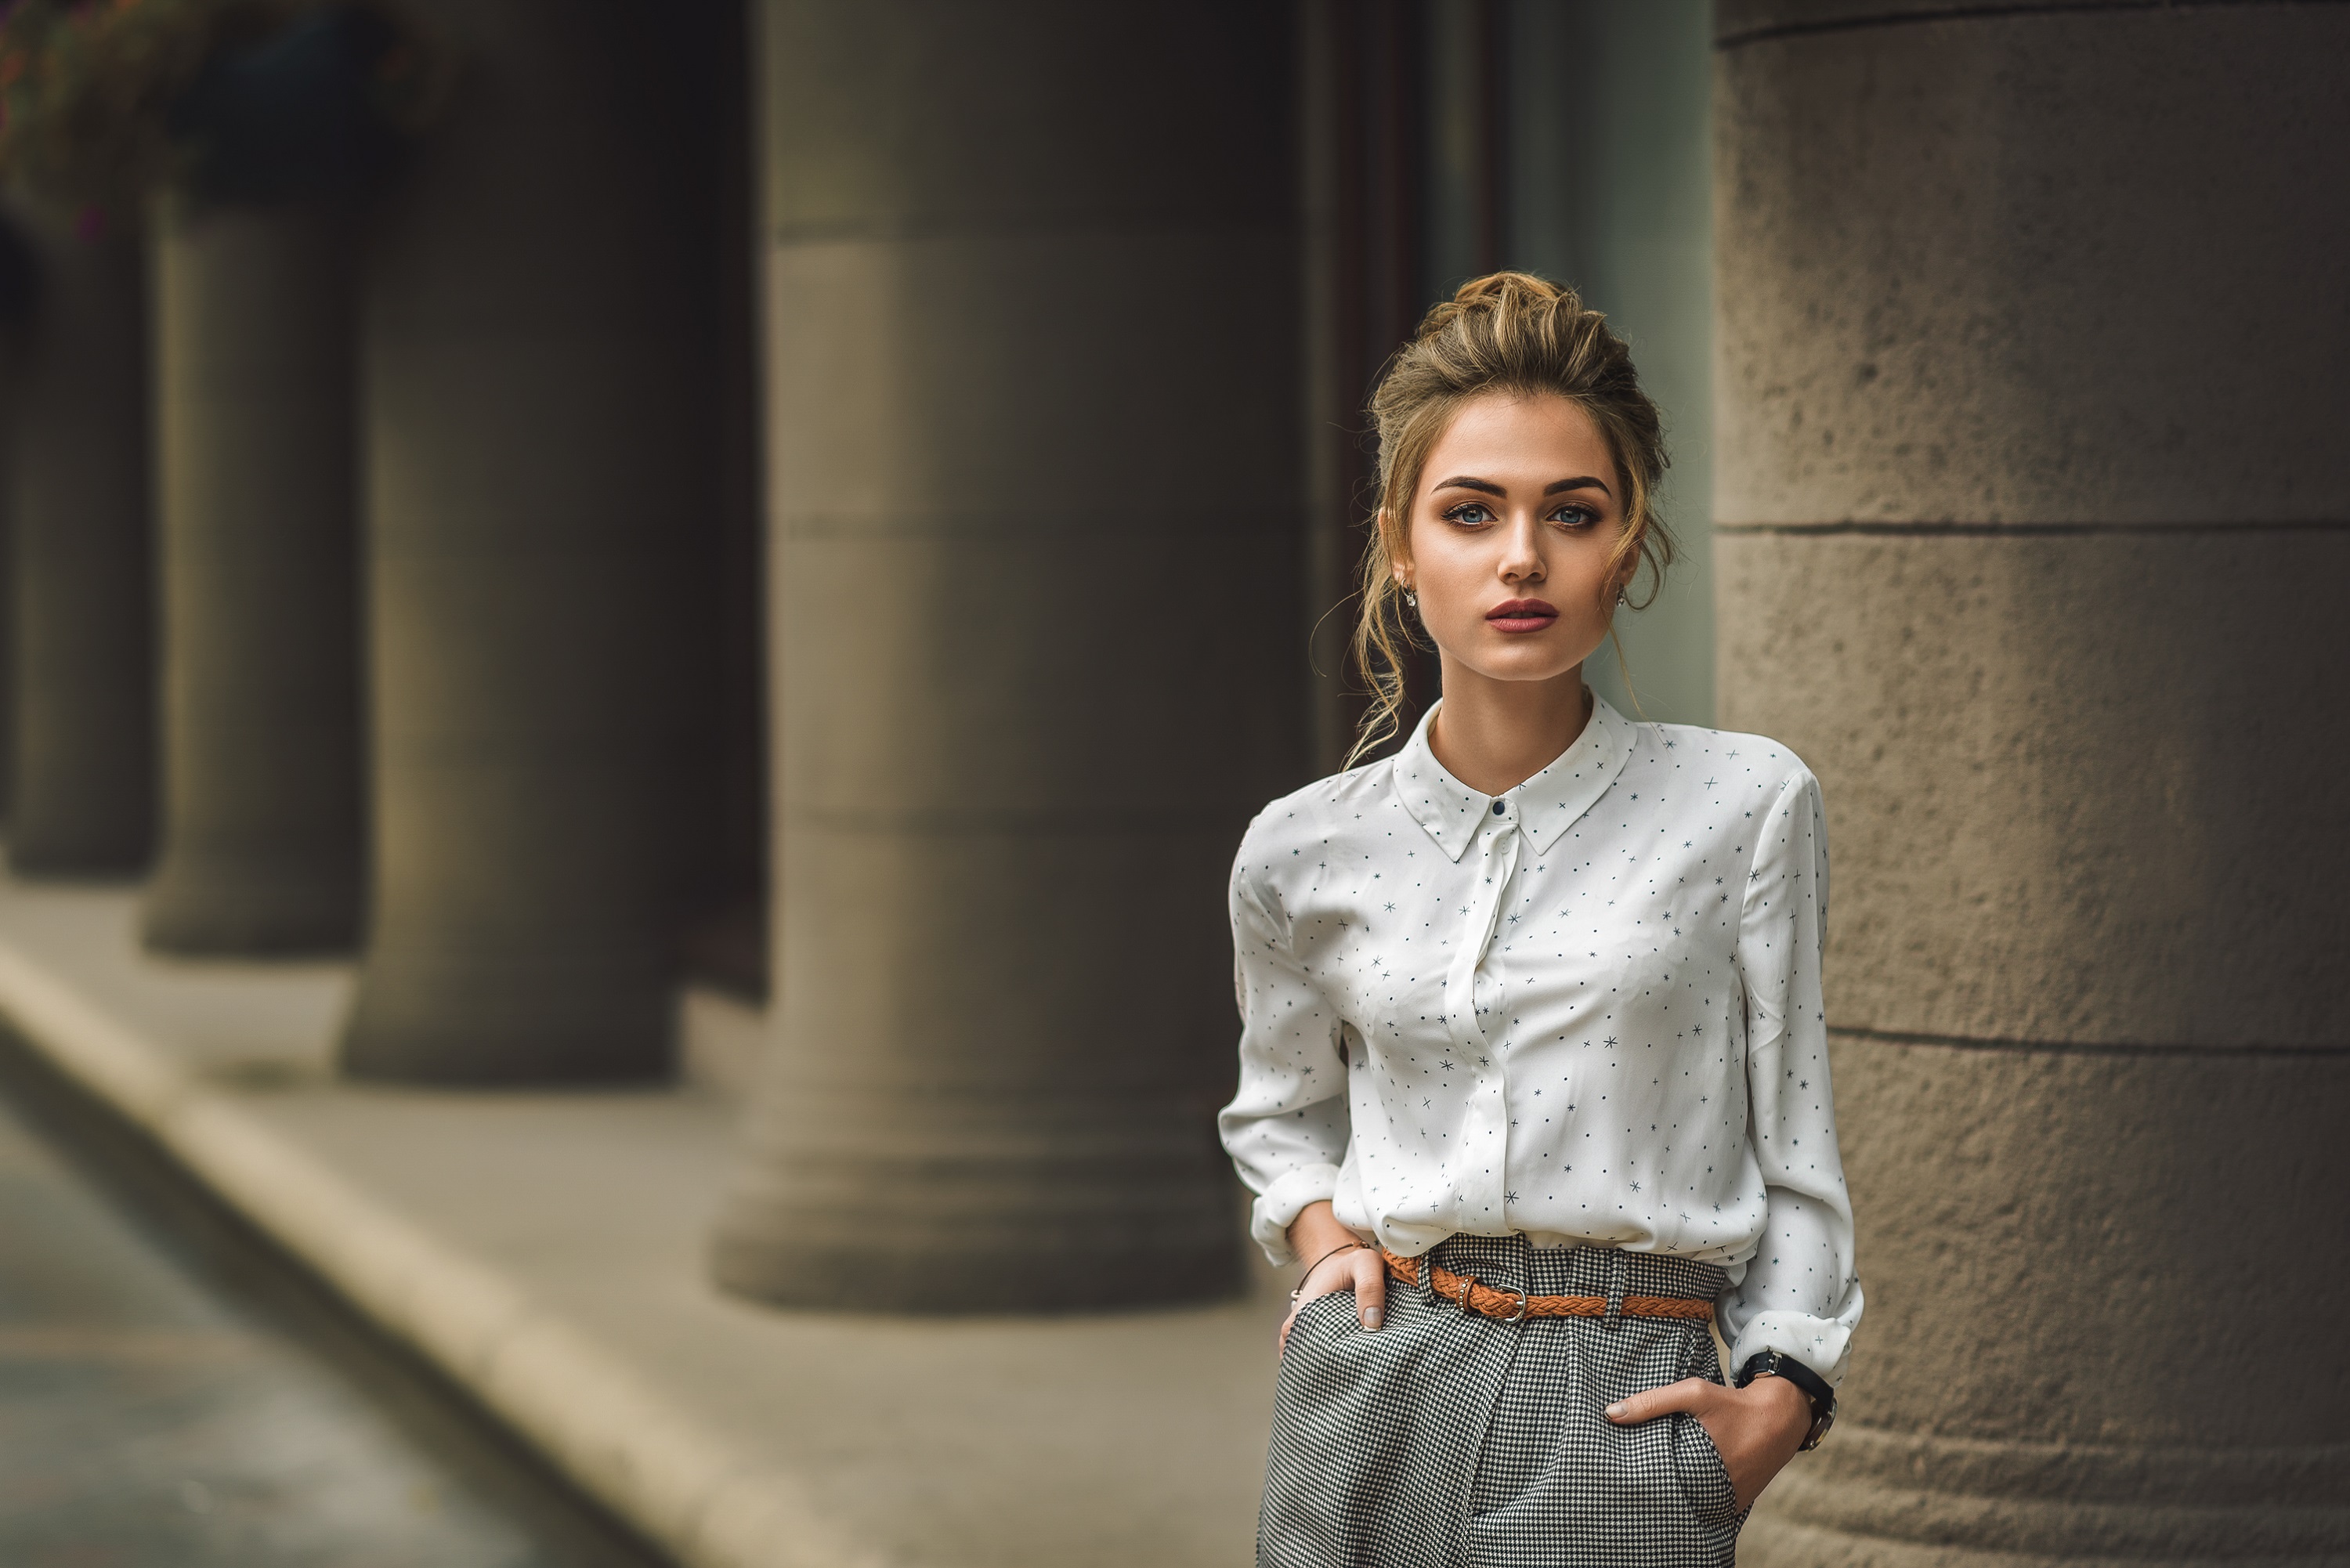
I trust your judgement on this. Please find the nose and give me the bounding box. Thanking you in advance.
[1499,511,1545,583]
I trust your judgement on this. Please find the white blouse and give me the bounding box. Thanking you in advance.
[1219,695,1863,1382]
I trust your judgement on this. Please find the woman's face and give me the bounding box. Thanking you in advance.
[1397,393,1631,690]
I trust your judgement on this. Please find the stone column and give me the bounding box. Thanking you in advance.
[0,220,22,825]
[141,201,360,952]
[338,2,704,1082]
[2,205,154,875]
[710,0,1304,1312]
[1713,4,2350,1561]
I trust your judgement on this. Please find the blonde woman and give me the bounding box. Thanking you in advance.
[1220,273,1860,1566]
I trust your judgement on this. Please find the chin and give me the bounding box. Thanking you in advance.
[1460,654,1586,685]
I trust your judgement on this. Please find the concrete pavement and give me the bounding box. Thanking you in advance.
[0,1017,664,1566]
[0,870,1293,1568]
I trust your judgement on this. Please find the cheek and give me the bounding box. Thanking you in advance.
[1412,547,1488,622]
[1563,535,1631,602]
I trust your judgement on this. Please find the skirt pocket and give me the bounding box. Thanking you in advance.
[1278,1287,1358,1363]
[1672,1411,1740,1528]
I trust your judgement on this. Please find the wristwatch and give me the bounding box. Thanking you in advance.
[1735,1350,1837,1451]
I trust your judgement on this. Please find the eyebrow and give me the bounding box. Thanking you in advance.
[1428,475,1614,497]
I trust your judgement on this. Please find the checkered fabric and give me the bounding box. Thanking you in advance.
[1260,1235,1744,1568]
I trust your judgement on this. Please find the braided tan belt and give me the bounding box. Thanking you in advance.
[1382,1248,1716,1324]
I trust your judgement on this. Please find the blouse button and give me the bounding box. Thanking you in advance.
[1491,800,1506,815]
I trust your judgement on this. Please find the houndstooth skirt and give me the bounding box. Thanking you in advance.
[1260,1234,1743,1568]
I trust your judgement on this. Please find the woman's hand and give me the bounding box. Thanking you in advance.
[1278,1201,1387,1354]
[1604,1372,1812,1512]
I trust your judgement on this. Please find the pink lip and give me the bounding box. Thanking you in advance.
[1484,598,1558,634]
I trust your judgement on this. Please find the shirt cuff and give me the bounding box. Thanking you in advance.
[1248,1164,1343,1265]
[1725,1309,1856,1388]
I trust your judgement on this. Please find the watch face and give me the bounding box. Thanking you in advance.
[1802,1407,1835,1451]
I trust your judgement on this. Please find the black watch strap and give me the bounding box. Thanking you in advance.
[1737,1350,1837,1451]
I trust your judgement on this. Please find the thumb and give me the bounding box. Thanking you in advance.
[1350,1246,1389,1329]
[1605,1377,1714,1425]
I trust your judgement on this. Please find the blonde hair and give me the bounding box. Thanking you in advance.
[1347,272,1674,765]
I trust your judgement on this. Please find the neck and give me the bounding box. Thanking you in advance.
[1426,660,1593,796]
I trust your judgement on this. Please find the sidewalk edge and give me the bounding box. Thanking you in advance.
[0,936,881,1568]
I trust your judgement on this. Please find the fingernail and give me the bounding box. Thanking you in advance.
[1362,1308,1382,1329]
[1604,1402,1626,1419]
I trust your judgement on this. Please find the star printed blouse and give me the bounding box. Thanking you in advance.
[1219,693,1864,1382]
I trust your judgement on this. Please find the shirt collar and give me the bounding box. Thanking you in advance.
[1392,692,1638,862]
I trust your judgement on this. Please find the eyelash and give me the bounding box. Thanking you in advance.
[1441,502,1597,529]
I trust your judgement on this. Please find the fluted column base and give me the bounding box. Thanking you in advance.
[711,1082,1241,1313]
[141,858,359,954]
[712,819,1251,1313]
[340,944,671,1086]
[8,826,150,878]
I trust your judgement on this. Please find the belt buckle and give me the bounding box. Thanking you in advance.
[1502,1288,1531,1324]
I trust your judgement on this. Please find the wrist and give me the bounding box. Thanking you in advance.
[1745,1370,1810,1427]
[1283,1200,1360,1266]
[1736,1349,1838,1451]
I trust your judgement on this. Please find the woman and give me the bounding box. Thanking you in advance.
[1220,273,1861,1566]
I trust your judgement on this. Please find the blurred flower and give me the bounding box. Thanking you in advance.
[0,0,450,210]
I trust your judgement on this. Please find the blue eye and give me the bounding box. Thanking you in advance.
[1444,503,1495,525]
[1549,505,1596,528]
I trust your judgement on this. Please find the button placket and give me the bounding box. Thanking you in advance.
[1442,812,1519,1050]
[1444,806,1520,1223]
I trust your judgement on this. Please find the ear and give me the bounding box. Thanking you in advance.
[1610,533,1643,603]
[1385,515,1415,591]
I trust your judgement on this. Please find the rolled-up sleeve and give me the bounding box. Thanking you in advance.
[1217,851,1350,1266]
[1720,768,1865,1384]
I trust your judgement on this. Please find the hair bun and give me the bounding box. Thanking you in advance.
[1414,271,1583,345]
[1449,270,1570,309]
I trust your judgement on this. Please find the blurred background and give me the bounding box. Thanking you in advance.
[0,1,2341,1564]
